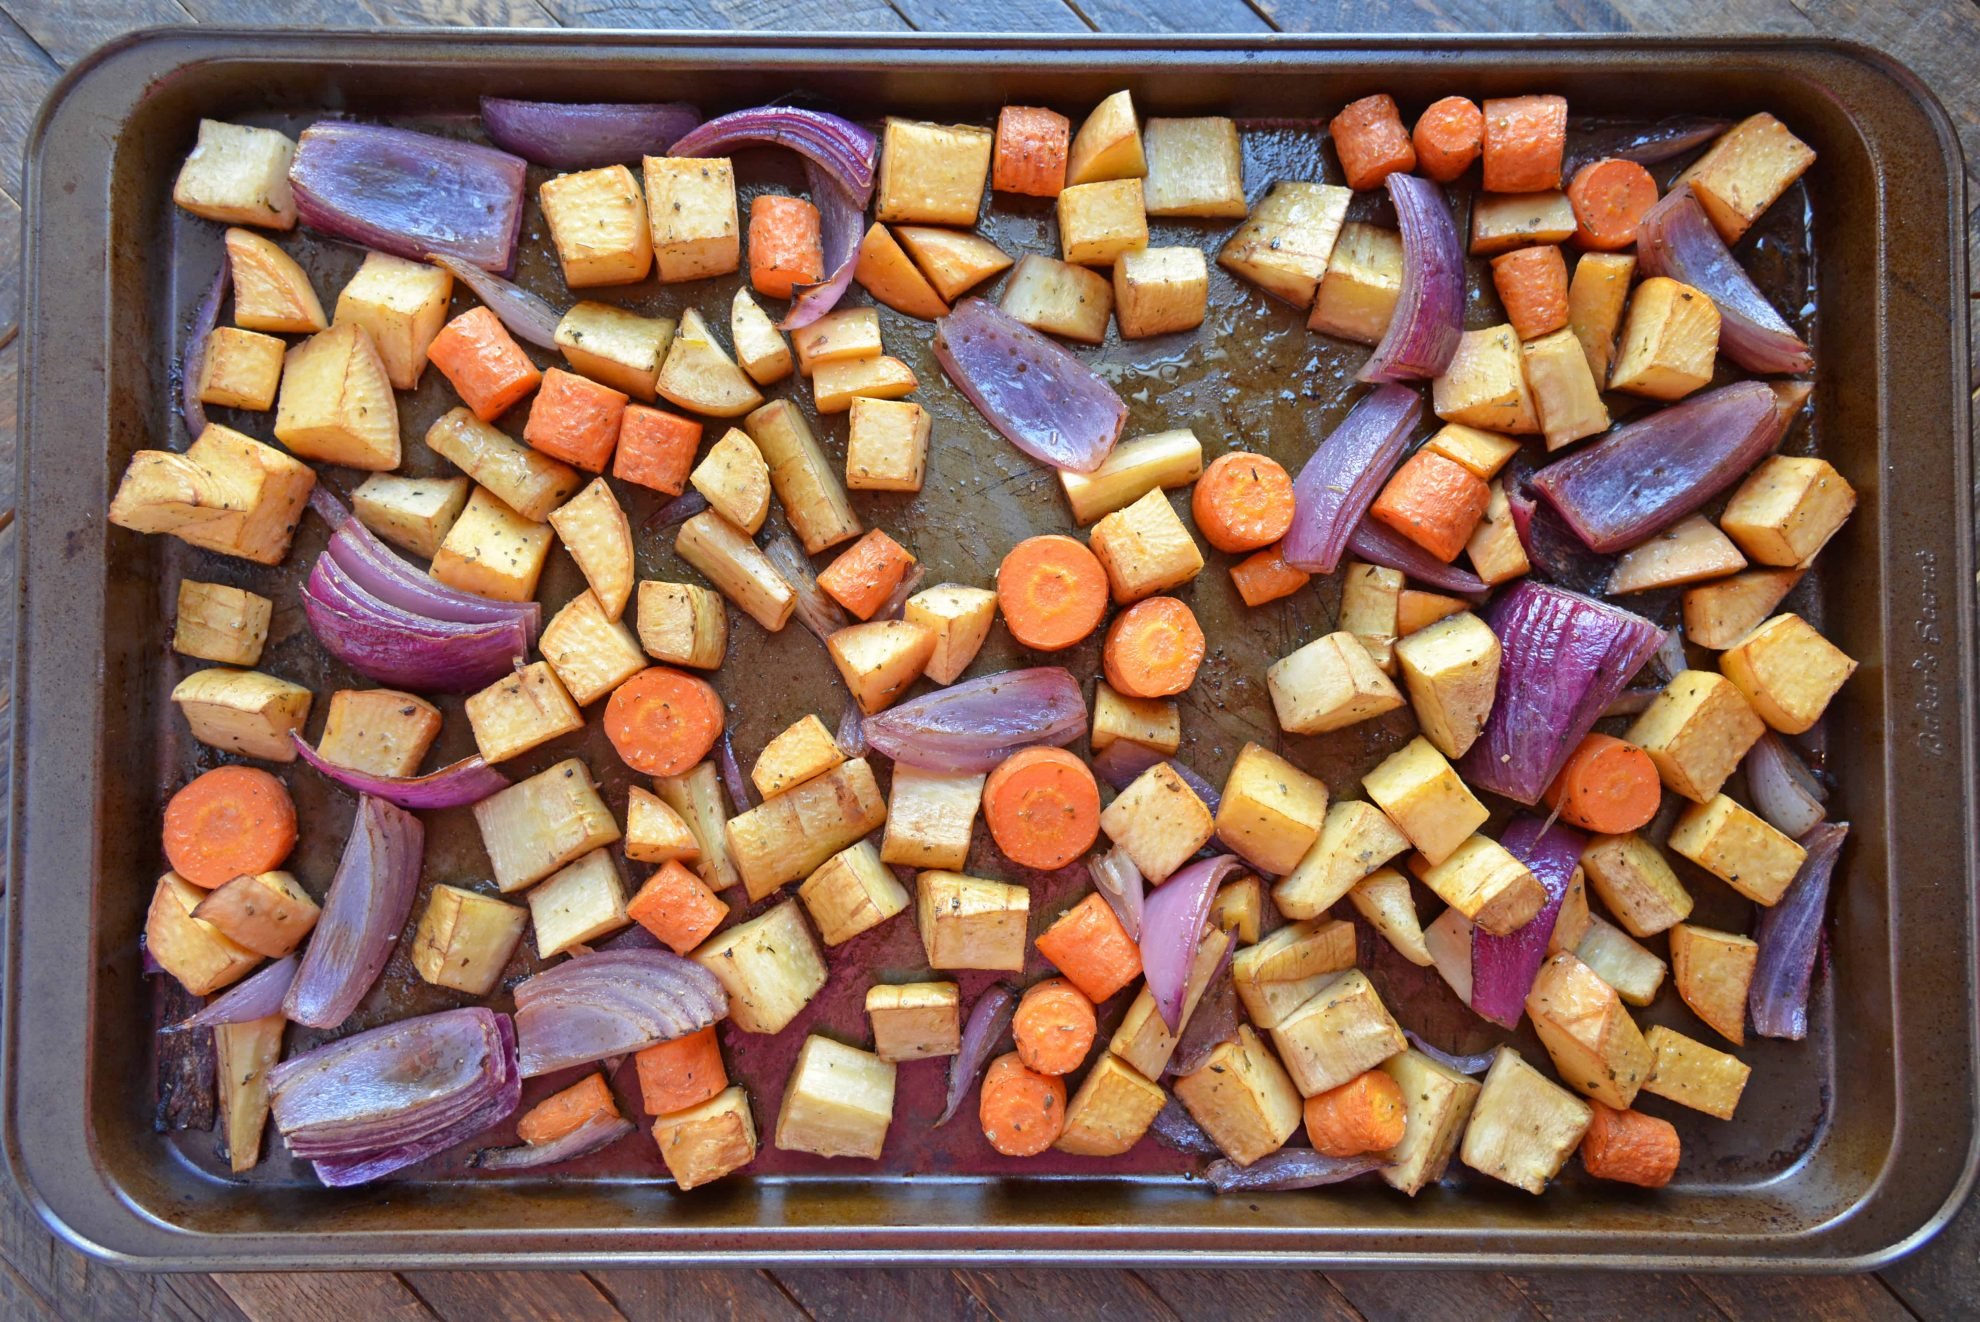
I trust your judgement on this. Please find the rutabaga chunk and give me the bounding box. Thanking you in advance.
[1380,1049,1484,1196]
[855,222,949,320]
[625,785,700,865]
[775,1035,898,1159]
[915,871,1029,972]
[1674,112,1816,244]
[1683,568,1804,651]
[146,873,260,997]
[540,163,653,287]
[675,510,797,633]
[792,308,883,374]
[653,1085,758,1190]
[1058,178,1148,268]
[1642,1024,1751,1120]
[173,120,297,228]
[192,870,319,958]
[724,758,887,899]
[1273,799,1411,919]
[1055,1053,1167,1157]
[746,398,862,554]
[528,848,630,958]
[353,473,470,560]
[1098,762,1215,883]
[744,717,841,802]
[894,226,1014,301]
[1217,182,1351,309]
[1550,865,1593,954]
[539,590,646,706]
[314,688,441,778]
[1110,928,1230,1079]
[904,584,998,685]
[881,765,985,871]
[1521,327,1610,452]
[473,758,620,893]
[658,761,743,891]
[638,580,729,670]
[1340,561,1403,673]
[1575,914,1666,1007]
[1268,969,1407,1098]
[1608,277,1719,400]
[557,301,676,400]
[173,581,272,668]
[1001,253,1115,345]
[866,981,962,1062]
[110,425,315,566]
[1607,515,1748,595]
[424,407,583,523]
[1176,1025,1304,1167]
[1361,736,1488,866]
[215,1014,284,1173]
[1669,922,1758,1046]
[1091,680,1180,754]
[1350,866,1433,966]
[411,884,527,996]
[465,661,583,765]
[334,251,454,390]
[1420,835,1546,936]
[172,668,311,763]
[1424,906,1475,1004]
[875,118,993,226]
[1566,251,1636,386]
[846,397,930,494]
[1626,669,1765,804]
[812,355,917,414]
[273,323,399,470]
[1215,742,1330,876]
[1307,222,1403,345]
[1142,117,1246,218]
[690,429,772,535]
[1112,246,1208,340]
[1210,874,1265,944]
[1460,1047,1592,1194]
[1432,324,1539,434]
[799,839,911,947]
[430,486,554,604]
[1718,612,1856,735]
[642,156,739,282]
[1464,478,1532,585]
[226,228,325,333]
[1525,952,1652,1109]
[730,289,792,386]
[828,620,936,716]
[1469,191,1575,256]
[1393,611,1501,761]
[1668,793,1806,905]
[197,326,286,411]
[1233,919,1355,1029]
[1580,833,1693,937]
[693,899,829,1034]
[1059,429,1204,527]
[656,307,763,419]
[1268,630,1406,736]
[1067,90,1146,187]
[1720,456,1856,567]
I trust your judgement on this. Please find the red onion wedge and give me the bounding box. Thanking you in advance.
[1638,187,1812,375]
[1532,381,1781,553]
[1348,515,1488,596]
[290,122,528,275]
[1745,731,1829,839]
[1403,1030,1495,1076]
[1090,741,1222,814]
[1469,817,1587,1029]
[324,510,540,633]
[862,666,1086,774]
[1089,844,1146,940]
[428,253,563,350]
[179,261,230,439]
[1459,583,1665,805]
[836,699,869,758]
[764,531,851,644]
[481,97,700,168]
[1282,384,1423,573]
[1167,938,1239,1076]
[878,563,927,621]
[1207,1149,1387,1192]
[934,298,1127,474]
[1750,822,1847,1041]
[1359,174,1463,383]
[284,795,424,1029]
[167,956,298,1032]
[292,735,510,811]
[1565,115,1730,176]
[718,732,757,812]
[1504,453,1617,595]
[473,1109,637,1170]
[939,983,1017,1127]
[304,556,532,694]
[513,949,727,1078]
[1142,855,1243,1032]
[647,489,709,531]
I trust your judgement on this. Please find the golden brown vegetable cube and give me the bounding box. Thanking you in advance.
[352,473,469,560]
[855,221,949,319]
[1088,488,1202,604]
[315,687,441,778]
[1067,90,1146,186]
[273,323,399,470]
[333,251,453,390]
[799,840,912,947]
[846,397,931,493]
[828,619,937,716]
[658,761,742,892]
[1110,928,1230,1079]
[1055,1053,1167,1157]
[1720,456,1856,567]
[173,120,297,228]
[881,766,985,872]
[1522,327,1611,452]
[1641,1024,1751,1120]
[866,981,962,1063]
[1232,919,1358,1029]
[1091,680,1180,755]
[197,326,286,411]
[146,873,261,997]
[1267,630,1404,736]
[1670,922,1758,1046]
[1339,561,1402,673]
[653,1086,758,1190]
[729,288,792,386]
[1112,246,1209,340]
[1525,952,1652,1109]
[473,758,620,892]
[1216,742,1330,876]
[1217,181,1351,308]
[1469,191,1576,256]
[752,714,846,799]
[1269,969,1407,1097]
[226,227,326,333]
[1273,799,1411,919]
[1575,913,1667,1007]
[173,580,272,667]
[775,1035,898,1160]
[1099,762,1216,883]
[1608,276,1720,400]
[215,1014,282,1174]
[1566,250,1636,385]
[430,487,554,604]
[637,580,729,670]
[1001,253,1114,345]
[1420,834,1546,937]
[1362,736,1488,867]
[1393,611,1502,761]
[464,660,583,765]
[1465,478,1532,585]
[1350,866,1433,967]
[690,429,772,535]
[1210,874,1265,944]
[694,899,829,1034]
[192,870,319,958]
[556,301,675,400]
[172,668,311,763]
[1307,222,1403,345]
[1668,793,1807,906]
[915,871,1029,972]
[1379,1048,1483,1195]
[1683,568,1804,651]
[1057,178,1148,267]
[1626,670,1765,803]
[1674,112,1816,244]
[1460,1047,1592,1194]
[540,163,652,287]
[1718,612,1856,735]
[904,584,998,685]
[1176,1025,1304,1167]
[1058,429,1203,525]
[1580,833,1693,937]
[724,758,888,898]
[1607,515,1748,595]
[539,590,645,706]
[528,847,629,957]
[1141,117,1245,218]
[1550,864,1593,955]
[894,225,1012,301]
[424,407,583,523]
[876,118,993,226]
[1432,324,1539,433]
[625,785,699,866]
[642,156,738,282]
[656,307,763,419]
[812,355,918,414]
[411,884,527,996]
[746,398,862,555]
[792,307,884,374]
[675,511,796,633]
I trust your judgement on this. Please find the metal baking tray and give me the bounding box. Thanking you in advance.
[5,28,1974,1272]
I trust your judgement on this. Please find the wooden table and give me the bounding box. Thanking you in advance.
[0,1,1974,1317]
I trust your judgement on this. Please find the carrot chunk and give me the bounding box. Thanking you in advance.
[1569,158,1660,251]
[1579,1100,1681,1188]
[996,534,1109,651]
[162,765,298,888]
[979,1051,1067,1156]
[1229,543,1311,607]
[748,194,825,300]
[604,667,725,778]
[428,305,543,423]
[1302,1069,1407,1156]
[1102,596,1205,699]
[635,1026,729,1117]
[627,859,732,955]
[523,367,629,473]
[1369,450,1492,563]
[1011,977,1098,1076]
[816,528,917,621]
[614,405,704,497]
[1542,733,1662,835]
[1482,94,1568,194]
[1192,451,1296,553]
[994,106,1071,198]
[984,747,1102,871]
[1035,892,1143,1003]
[1490,244,1571,341]
[1412,96,1484,183]
[1330,94,1417,192]
[517,1073,620,1146]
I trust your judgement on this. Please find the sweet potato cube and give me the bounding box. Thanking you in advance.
[1142,116,1246,218]
[994,105,1071,197]
[1089,488,1203,604]
[1420,835,1546,936]
[1567,250,1636,384]
[171,668,311,763]
[173,581,272,667]
[1609,277,1720,400]
[653,1086,756,1190]
[1523,327,1610,452]
[904,584,997,685]
[1642,1024,1751,1120]
[1037,893,1143,1004]
[1379,1048,1483,1195]
[636,1025,727,1116]
[1091,680,1180,754]
[197,326,286,411]
[775,1035,897,1159]
[1668,793,1807,906]
[723,758,887,899]
[1525,952,1651,1109]
[1718,612,1857,735]
[464,660,583,764]
[430,487,554,603]
[1066,91,1146,187]
[314,688,441,778]
[694,899,828,1034]
[881,766,984,872]
[1626,670,1765,803]
[1674,112,1816,244]
[1176,1025,1304,1166]
[893,225,1013,301]
[1720,456,1856,568]
[1393,611,1501,761]
[410,884,526,996]
[1216,742,1330,876]
[472,758,620,893]
[555,301,675,401]
[1099,762,1216,883]
[1269,969,1406,1097]
[625,785,700,866]
[1001,253,1114,345]
[192,870,319,958]
[818,529,917,622]
[524,368,628,474]
[1217,181,1350,309]
[425,407,580,521]
[173,120,297,228]
[846,397,930,493]
[1696,572,1811,654]
[875,118,993,226]
[274,323,400,470]
[1307,222,1402,345]
[1432,324,1538,433]
[146,873,260,997]
[1470,191,1576,257]
[1670,923,1758,1046]
[1580,833,1693,937]
[866,982,962,1063]
[1267,630,1405,737]
[1363,736,1488,867]
[1461,1047,1592,1194]
[627,859,730,955]
[1055,1054,1166,1156]
[915,871,1029,972]
[1113,246,1208,339]
[1057,178,1148,267]
[642,156,739,282]
[637,580,728,671]
[333,251,453,390]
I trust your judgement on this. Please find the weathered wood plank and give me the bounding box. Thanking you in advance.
[1324,1271,1543,1322]
[213,1272,440,1322]
[365,0,562,25]
[588,1267,810,1320]
[0,0,192,68]
[956,1269,1179,1319]
[773,1268,991,1320]
[891,0,1090,33]
[1135,1268,1365,1320]
[1067,0,1272,34]
[0,189,20,340]
[536,0,912,31]
[0,8,58,194]
[1503,1272,1731,1320]
[1882,1173,1980,1321]
[400,1270,628,1321]
[176,0,370,26]
[1689,1273,1915,1321]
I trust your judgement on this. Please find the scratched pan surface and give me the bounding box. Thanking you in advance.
[6,31,1974,1270]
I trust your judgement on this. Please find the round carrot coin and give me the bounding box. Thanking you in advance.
[604,667,726,778]
[1011,977,1098,1076]
[1191,452,1295,553]
[162,765,299,888]
[984,746,1101,871]
[996,535,1109,652]
[1102,596,1206,699]
[979,1051,1067,1157]
[1568,158,1660,251]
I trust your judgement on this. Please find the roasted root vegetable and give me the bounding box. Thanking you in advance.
[1001,253,1114,345]
[776,1035,898,1158]
[1057,178,1148,267]
[1718,613,1857,735]
[867,982,963,1062]
[876,118,993,226]
[1098,762,1215,884]
[1176,1025,1304,1166]
[1525,951,1652,1108]
[465,660,583,764]
[904,584,997,685]
[1113,246,1209,339]
[916,870,1030,972]
[1066,91,1145,187]
[172,668,312,763]
[425,407,581,522]
[427,306,541,423]
[1218,182,1350,309]
[657,308,763,419]
[411,884,527,995]
[192,870,318,958]
[1215,743,1330,876]
[674,511,797,633]
[695,899,828,1034]
[724,758,886,898]
[1269,969,1406,1098]
[472,758,620,893]
[1036,893,1143,1004]
[1673,112,1816,244]
[175,121,298,228]
[352,473,469,561]
[746,398,862,554]
[430,486,555,604]
[994,106,1071,197]
[653,1086,757,1190]
[334,251,453,390]
[173,581,272,667]
[1302,1068,1407,1157]
[1461,1047,1591,1194]
[556,301,675,399]
[1142,116,1246,217]
[1578,1101,1680,1188]
[846,397,930,493]
[798,840,910,946]
[226,228,324,332]
[643,155,740,282]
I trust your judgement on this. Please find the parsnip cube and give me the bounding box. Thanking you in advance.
[1056,1053,1167,1156]
[876,118,993,226]
[1218,182,1350,309]
[1465,478,1532,585]
[464,661,583,765]
[1362,737,1488,866]
[1379,1048,1483,1195]
[171,668,311,763]
[904,584,998,685]
[1567,251,1636,385]
[1058,429,1204,525]
[1720,456,1856,568]
[1307,222,1403,345]
[173,580,272,667]
[775,1035,897,1160]
[1269,969,1407,1097]
[846,397,930,493]
[1420,835,1546,936]
[741,718,842,804]
[1642,1024,1751,1120]
[730,289,793,386]
[352,473,469,560]
[1674,112,1816,244]
[637,580,728,670]
[430,487,554,603]
[1719,612,1856,736]
[1575,914,1667,1007]
[1393,611,1501,761]
[1522,327,1610,452]
[1684,568,1804,651]
[1111,928,1230,1079]
[1626,670,1765,803]
[1469,191,1576,256]
[881,766,985,871]
[1341,561,1403,672]
[173,120,297,228]
[1067,91,1145,186]
[197,327,286,411]
[527,847,629,958]
[314,688,441,778]
[659,761,742,892]
[626,785,699,865]
[191,870,318,957]
[1099,762,1216,883]
[812,355,917,414]
[556,301,675,400]
[424,407,583,523]
[1608,515,1749,595]
[146,873,261,997]
[1525,952,1651,1109]
[540,590,646,706]
[540,164,652,287]
[1580,833,1693,937]
[866,981,962,1062]
[1112,246,1209,339]
[1609,277,1719,400]
[690,428,771,534]
[642,156,738,282]
[653,1086,758,1190]
[792,308,884,374]
[656,307,763,419]
[1000,254,1114,345]
[1216,742,1330,876]
[1142,117,1246,218]
[1671,923,1759,1046]
[1274,800,1413,919]
[472,758,620,892]
[333,251,453,390]
[916,871,1029,972]
[1350,867,1433,966]
[827,619,937,715]
[1089,489,1203,604]
[274,323,400,470]
[226,227,325,333]
[694,899,828,1034]
[1211,874,1265,944]
[1460,1047,1592,1194]
[894,226,1013,301]
[1432,324,1539,434]
[746,398,862,555]
[1668,793,1807,906]
[1176,1025,1303,1166]
[1091,680,1180,754]
[799,840,912,947]
[411,884,527,996]
[723,758,887,898]
[1057,178,1148,267]
[675,511,796,633]
[1233,919,1356,1029]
